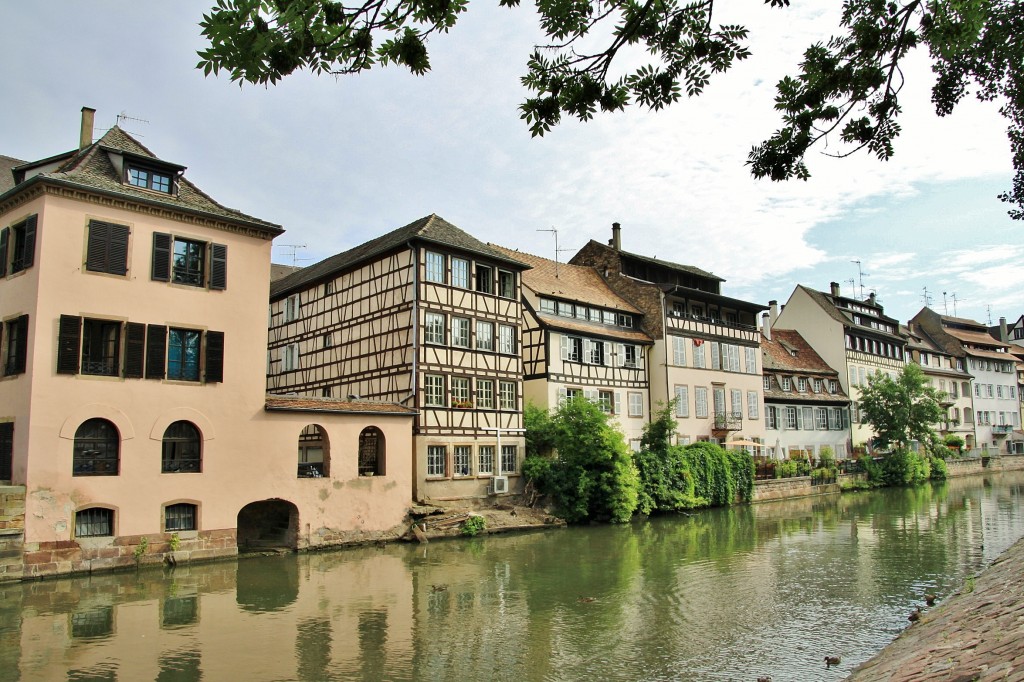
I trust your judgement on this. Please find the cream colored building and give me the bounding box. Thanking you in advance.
[0,110,415,579]
[268,215,528,503]
[773,283,907,452]
[903,322,976,446]
[490,245,653,447]
[569,224,767,447]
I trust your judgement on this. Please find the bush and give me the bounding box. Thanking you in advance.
[818,446,836,469]
[929,456,948,481]
[880,448,930,486]
[461,515,486,536]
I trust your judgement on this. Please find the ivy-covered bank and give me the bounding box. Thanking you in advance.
[523,401,754,524]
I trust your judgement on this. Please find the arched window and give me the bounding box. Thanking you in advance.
[297,425,329,478]
[73,419,119,476]
[75,507,114,537]
[162,421,202,473]
[359,427,385,476]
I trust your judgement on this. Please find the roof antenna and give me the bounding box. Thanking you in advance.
[274,243,311,266]
[921,286,932,307]
[850,260,868,300]
[537,227,572,278]
[116,111,150,136]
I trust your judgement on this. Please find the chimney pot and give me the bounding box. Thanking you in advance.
[769,300,779,327]
[611,222,621,251]
[761,312,772,341]
[830,281,840,297]
[999,316,1009,343]
[80,107,96,149]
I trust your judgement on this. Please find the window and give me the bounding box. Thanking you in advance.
[424,375,445,406]
[425,313,445,345]
[501,445,518,474]
[452,317,471,347]
[672,337,687,366]
[476,379,494,409]
[84,222,130,278]
[425,251,445,283]
[797,378,807,392]
[80,319,121,376]
[558,301,574,317]
[695,387,708,418]
[3,315,28,376]
[850,367,859,387]
[167,328,201,381]
[75,508,113,538]
[324,281,333,295]
[296,424,328,477]
[451,257,469,288]
[829,380,838,393]
[816,408,829,430]
[164,503,197,532]
[454,446,472,476]
[127,164,173,193]
[675,385,689,417]
[745,347,757,374]
[731,389,743,416]
[427,446,447,477]
[0,215,37,276]
[766,406,778,430]
[499,381,516,410]
[561,336,582,362]
[452,377,471,407]
[478,446,494,475]
[692,340,706,368]
[359,426,384,476]
[622,344,638,368]
[73,418,119,476]
[802,407,814,429]
[540,298,555,314]
[781,377,791,391]
[786,407,799,430]
[162,421,201,473]
[830,408,843,430]
[603,310,616,325]
[747,391,759,419]
[711,342,721,370]
[152,234,226,290]
[586,339,607,365]
[763,376,772,391]
[499,325,516,354]
[282,342,300,372]
[498,270,515,298]
[284,294,300,322]
[475,264,493,293]
[476,321,494,351]
[597,390,613,413]
[617,314,634,328]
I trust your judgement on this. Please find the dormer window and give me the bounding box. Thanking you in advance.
[127,164,174,194]
[781,377,792,391]
[797,377,807,392]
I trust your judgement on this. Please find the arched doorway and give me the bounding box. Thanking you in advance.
[236,499,299,552]
[358,426,385,476]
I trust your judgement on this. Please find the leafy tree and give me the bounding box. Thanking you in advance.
[198,0,1024,217]
[634,401,702,514]
[858,363,944,451]
[523,398,638,523]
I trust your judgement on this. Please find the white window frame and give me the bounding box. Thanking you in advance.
[695,387,708,418]
[499,381,516,410]
[425,251,445,284]
[672,336,687,366]
[424,375,445,407]
[427,445,446,477]
[476,379,494,409]
[476,321,494,351]
[478,445,494,475]
[498,324,516,354]
[675,385,689,417]
[451,257,469,288]
[425,312,445,345]
[747,391,759,419]
[452,317,470,348]
[628,392,643,417]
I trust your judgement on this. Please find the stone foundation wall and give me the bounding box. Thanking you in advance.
[753,476,851,502]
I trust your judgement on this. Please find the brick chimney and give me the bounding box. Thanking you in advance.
[611,222,621,251]
[80,107,96,149]
[830,281,840,297]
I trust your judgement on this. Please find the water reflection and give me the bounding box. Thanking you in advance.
[2,472,1024,682]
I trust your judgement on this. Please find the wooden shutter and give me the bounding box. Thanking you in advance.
[21,215,36,269]
[210,243,227,290]
[145,324,167,379]
[108,223,129,275]
[85,221,109,272]
[151,233,171,281]
[0,227,8,278]
[56,315,81,375]
[124,322,146,378]
[205,330,224,383]
[11,315,28,375]
[0,421,11,481]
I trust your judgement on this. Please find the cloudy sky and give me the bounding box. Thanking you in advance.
[2,2,1020,326]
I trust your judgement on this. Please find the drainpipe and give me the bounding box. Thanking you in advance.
[408,242,419,403]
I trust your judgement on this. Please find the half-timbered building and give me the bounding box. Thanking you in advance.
[268,215,530,502]
[490,245,653,446]
[569,224,767,446]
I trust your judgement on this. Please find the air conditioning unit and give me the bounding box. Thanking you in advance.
[490,475,509,495]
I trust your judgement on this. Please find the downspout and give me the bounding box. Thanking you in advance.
[408,241,419,402]
[661,289,669,426]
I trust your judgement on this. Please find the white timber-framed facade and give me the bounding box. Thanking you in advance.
[569,223,767,447]
[268,215,530,502]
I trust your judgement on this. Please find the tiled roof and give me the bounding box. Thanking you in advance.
[535,312,653,344]
[617,245,723,281]
[0,155,25,194]
[763,384,849,404]
[489,244,641,313]
[265,395,417,415]
[944,327,1011,350]
[762,329,840,375]
[270,214,530,299]
[2,127,282,237]
[798,285,902,340]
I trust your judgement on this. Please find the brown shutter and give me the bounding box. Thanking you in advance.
[124,322,146,378]
[56,315,81,375]
[210,243,227,290]
[0,227,8,278]
[205,330,224,383]
[145,324,167,379]
[21,215,36,269]
[11,315,28,375]
[151,233,171,282]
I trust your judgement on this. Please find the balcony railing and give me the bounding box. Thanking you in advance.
[667,310,758,333]
[993,424,1014,434]
[713,412,743,431]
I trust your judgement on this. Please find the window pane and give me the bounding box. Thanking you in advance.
[167,329,201,381]
[172,238,205,286]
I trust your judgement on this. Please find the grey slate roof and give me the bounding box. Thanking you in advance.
[270,214,531,299]
[1,127,281,237]
[0,155,25,194]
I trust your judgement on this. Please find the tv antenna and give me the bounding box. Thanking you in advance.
[850,260,868,300]
[921,286,933,307]
[536,227,572,278]
[950,292,963,317]
[275,243,311,266]
[986,305,993,325]
[115,111,149,136]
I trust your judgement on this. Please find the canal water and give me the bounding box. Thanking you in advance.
[3,472,1024,682]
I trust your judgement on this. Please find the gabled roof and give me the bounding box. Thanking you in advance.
[489,244,640,313]
[796,285,903,341]
[580,239,722,281]
[944,327,1011,351]
[1,126,282,237]
[0,155,25,194]
[762,329,840,375]
[270,214,530,299]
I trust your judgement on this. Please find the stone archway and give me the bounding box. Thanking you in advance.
[236,499,299,552]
